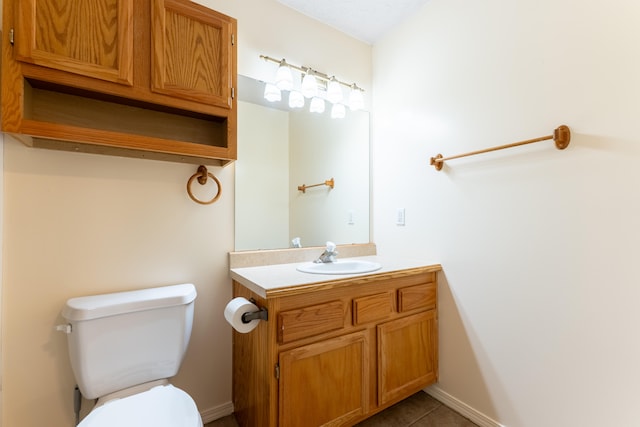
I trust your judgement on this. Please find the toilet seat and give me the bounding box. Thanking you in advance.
[78,384,202,427]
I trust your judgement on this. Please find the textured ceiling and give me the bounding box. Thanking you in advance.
[276,0,430,44]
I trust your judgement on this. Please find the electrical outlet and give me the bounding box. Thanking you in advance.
[396,208,406,226]
[348,210,355,225]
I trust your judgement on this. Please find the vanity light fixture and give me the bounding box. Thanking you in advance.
[275,59,294,91]
[263,83,281,102]
[301,71,318,98]
[260,54,365,117]
[327,76,343,104]
[288,90,305,108]
[309,97,325,113]
[331,103,346,119]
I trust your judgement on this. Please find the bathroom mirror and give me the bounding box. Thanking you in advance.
[235,75,370,251]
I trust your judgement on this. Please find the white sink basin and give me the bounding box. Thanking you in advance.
[296,260,382,275]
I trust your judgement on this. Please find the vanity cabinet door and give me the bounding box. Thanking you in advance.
[15,0,134,85]
[151,0,234,108]
[279,331,369,427]
[377,310,438,405]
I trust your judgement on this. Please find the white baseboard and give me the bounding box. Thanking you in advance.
[424,385,505,427]
[200,401,234,424]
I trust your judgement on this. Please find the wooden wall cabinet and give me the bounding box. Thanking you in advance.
[14,0,135,86]
[2,0,237,165]
[232,267,439,427]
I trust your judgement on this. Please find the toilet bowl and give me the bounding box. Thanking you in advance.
[78,383,202,427]
[60,284,202,426]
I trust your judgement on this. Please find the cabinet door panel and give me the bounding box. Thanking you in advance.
[16,0,134,85]
[377,310,437,405]
[151,0,233,108]
[279,331,369,427]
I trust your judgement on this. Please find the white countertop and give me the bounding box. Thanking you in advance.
[230,255,441,298]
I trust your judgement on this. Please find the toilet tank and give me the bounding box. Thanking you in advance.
[62,284,197,399]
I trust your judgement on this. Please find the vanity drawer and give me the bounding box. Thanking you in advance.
[353,291,395,325]
[398,283,436,312]
[278,301,345,344]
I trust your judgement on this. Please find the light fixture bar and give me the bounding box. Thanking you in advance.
[260,54,364,92]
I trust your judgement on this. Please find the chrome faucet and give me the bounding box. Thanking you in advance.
[314,241,338,263]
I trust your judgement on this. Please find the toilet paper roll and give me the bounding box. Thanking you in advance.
[224,297,260,333]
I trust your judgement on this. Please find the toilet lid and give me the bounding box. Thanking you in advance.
[79,384,202,427]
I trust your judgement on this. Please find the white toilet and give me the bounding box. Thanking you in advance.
[60,283,202,427]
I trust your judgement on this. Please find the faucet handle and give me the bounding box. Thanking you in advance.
[326,241,336,252]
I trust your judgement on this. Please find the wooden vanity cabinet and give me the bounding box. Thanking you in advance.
[2,0,237,165]
[232,267,439,427]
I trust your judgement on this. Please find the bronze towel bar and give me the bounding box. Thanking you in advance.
[429,125,571,171]
[298,178,335,193]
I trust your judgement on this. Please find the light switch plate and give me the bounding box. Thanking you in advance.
[396,208,405,226]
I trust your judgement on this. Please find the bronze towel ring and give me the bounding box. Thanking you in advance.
[187,165,221,205]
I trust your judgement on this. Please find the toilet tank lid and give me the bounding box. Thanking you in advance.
[62,283,197,321]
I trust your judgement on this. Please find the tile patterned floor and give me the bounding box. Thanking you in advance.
[204,391,479,427]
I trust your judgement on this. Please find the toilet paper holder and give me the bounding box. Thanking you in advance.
[241,301,268,324]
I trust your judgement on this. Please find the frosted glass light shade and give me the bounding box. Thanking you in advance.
[327,78,343,104]
[289,90,305,108]
[275,63,293,91]
[331,103,346,119]
[264,83,281,102]
[309,97,325,113]
[301,73,318,98]
[349,87,364,111]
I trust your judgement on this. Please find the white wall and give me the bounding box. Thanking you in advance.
[373,0,640,425]
[289,109,370,247]
[0,132,3,427]
[0,2,5,423]
[202,0,371,95]
[235,101,290,250]
[2,142,236,425]
[1,1,371,426]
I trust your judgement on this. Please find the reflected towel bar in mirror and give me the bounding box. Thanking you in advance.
[430,125,571,171]
[298,178,335,193]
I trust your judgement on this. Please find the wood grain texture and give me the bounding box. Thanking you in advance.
[2,0,237,164]
[353,291,394,325]
[398,282,437,313]
[278,301,345,344]
[232,265,441,427]
[1,20,25,132]
[151,0,232,107]
[377,310,438,405]
[17,0,133,84]
[28,86,226,146]
[232,283,275,427]
[279,331,369,427]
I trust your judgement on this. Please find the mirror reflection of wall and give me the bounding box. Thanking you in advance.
[235,75,370,251]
